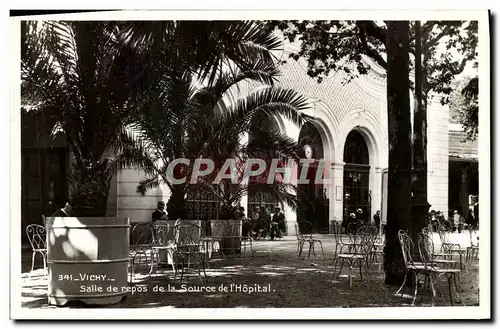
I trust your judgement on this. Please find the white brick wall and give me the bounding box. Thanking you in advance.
[116,168,170,223]
[427,96,449,214]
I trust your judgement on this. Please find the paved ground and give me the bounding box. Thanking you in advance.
[20,234,479,309]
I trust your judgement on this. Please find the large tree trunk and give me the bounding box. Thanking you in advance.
[411,21,430,242]
[384,21,413,285]
[69,162,113,217]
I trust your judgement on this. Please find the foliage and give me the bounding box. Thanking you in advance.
[21,20,286,216]
[264,20,478,99]
[122,63,312,219]
[21,21,152,215]
[450,75,479,140]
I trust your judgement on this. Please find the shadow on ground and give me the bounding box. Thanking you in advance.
[20,237,480,309]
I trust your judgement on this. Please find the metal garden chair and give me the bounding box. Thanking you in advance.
[128,222,155,282]
[294,221,325,259]
[172,222,208,283]
[418,232,464,306]
[465,225,479,268]
[150,220,176,274]
[396,230,430,305]
[331,220,357,265]
[26,224,47,277]
[334,225,377,288]
[437,225,467,272]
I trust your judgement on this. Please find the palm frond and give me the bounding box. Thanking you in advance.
[136,176,161,196]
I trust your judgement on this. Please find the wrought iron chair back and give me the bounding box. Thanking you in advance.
[397,230,417,269]
[131,223,155,249]
[26,224,47,251]
[331,220,344,244]
[173,222,203,252]
[152,220,171,245]
[295,221,314,240]
[437,225,454,243]
[357,225,378,255]
[417,232,437,270]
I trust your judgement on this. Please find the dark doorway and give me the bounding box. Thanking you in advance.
[297,122,329,233]
[343,130,371,224]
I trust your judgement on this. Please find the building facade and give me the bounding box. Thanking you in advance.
[111,47,453,234]
[21,41,470,237]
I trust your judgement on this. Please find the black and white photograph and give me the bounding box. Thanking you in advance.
[9,9,490,320]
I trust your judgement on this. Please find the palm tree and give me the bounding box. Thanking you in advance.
[123,64,312,221]
[21,21,152,216]
[21,20,284,216]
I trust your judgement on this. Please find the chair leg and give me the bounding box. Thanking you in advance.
[332,244,339,265]
[30,252,35,274]
[446,274,454,305]
[336,258,345,279]
[202,257,208,279]
[179,259,185,283]
[396,271,408,296]
[348,260,353,288]
[358,259,363,281]
[42,252,48,277]
[316,241,325,259]
[453,273,465,306]
[307,241,313,259]
[429,273,436,307]
[412,271,419,306]
[298,241,304,259]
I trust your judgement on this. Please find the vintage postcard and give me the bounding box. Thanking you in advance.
[10,9,490,320]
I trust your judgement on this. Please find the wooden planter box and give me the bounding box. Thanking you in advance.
[45,217,130,306]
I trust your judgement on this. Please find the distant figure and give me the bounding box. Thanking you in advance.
[429,210,438,232]
[50,202,73,217]
[452,210,465,233]
[240,207,253,238]
[152,201,167,222]
[473,202,479,229]
[466,209,476,230]
[270,206,285,240]
[356,208,364,223]
[436,211,449,231]
[347,213,358,233]
[258,206,271,239]
[373,210,381,233]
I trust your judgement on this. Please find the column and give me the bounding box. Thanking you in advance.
[372,167,384,223]
[284,158,297,236]
[330,162,345,225]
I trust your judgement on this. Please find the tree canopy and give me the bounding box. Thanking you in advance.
[450,74,479,140]
[264,20,478,99]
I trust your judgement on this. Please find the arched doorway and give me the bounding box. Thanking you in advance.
[343,130,371,224]
[297,122,329,233]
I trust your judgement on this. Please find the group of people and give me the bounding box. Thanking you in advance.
[429,208,479,233]
[244,206,286,241]
[341,208,383,234]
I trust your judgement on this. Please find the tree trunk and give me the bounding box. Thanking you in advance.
[411,21,430,242]
[167,184,188,221]
[384,21,413,285]
[70,162,113,217]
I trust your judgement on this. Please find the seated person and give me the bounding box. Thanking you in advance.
[152,201,167,222]
[270,206,285,240]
